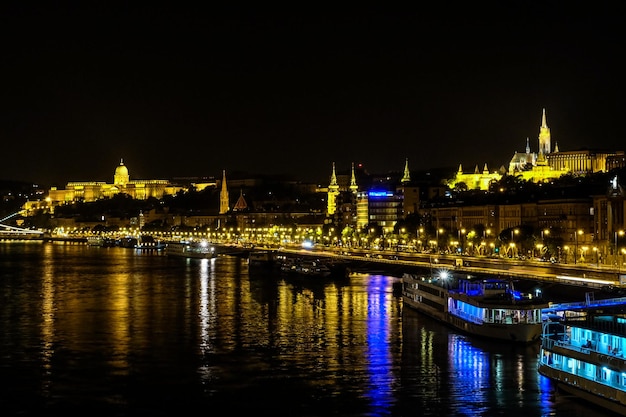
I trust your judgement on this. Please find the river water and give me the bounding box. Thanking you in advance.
[0,241,615,416]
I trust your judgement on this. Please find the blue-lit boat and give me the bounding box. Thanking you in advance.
[402,271,549,343]
[538,296,626,414]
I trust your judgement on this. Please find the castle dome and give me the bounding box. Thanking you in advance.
[114,159,130,186]
[115,162,128,177]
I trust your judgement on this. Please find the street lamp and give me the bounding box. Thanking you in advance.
[574,229,583,264]
[436,228,443,252]
[457,228,465,253]
[510,228,519,257]
[615,230,625,266]
[417,227,423,251]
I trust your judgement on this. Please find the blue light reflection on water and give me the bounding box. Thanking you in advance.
[0,243,617,416]
[448,333,490,414]
[365,274,396,415]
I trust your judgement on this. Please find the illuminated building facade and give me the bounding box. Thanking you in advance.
[325,161,410,230]
[448,109,624,190]
[357,190,403,229]
[326,159,437,230]
[47,159,185,205]
[447,163,502,191]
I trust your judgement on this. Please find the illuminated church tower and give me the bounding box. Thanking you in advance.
[327,162,339,215]
[537,108,551,165]
[401,158,411,184]
[219,170,229,214]
[349,162,358,194]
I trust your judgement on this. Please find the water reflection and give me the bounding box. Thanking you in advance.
[365,275,398,414]
[0,243,617,416]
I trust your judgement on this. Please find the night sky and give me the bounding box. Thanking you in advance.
[2,3,625,187]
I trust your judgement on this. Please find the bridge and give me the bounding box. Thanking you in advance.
[1,211,44,239]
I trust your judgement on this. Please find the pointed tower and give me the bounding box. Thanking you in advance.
[327,162,340,215]
[483,163,489,174]
[538,108,551,157]
[349,162,358,194]
[525,137,531,155]
[219,170,229,214]
[401,158,411,184]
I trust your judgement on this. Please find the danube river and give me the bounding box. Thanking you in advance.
[0,241,615,416]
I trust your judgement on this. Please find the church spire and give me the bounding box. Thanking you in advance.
[219,169,229,214]
[401,158,411,184]
[349,162,358,193]
[538,107,551,158]
[525,137,530,154]
[329,162,338,188]
[327,162,340,216]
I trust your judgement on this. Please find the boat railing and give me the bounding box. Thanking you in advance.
[545,296,626,313]
[543,335,626,369]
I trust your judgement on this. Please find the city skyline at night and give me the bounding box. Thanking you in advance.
[2,4,625,186]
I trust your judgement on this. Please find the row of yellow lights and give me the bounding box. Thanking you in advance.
[51,226,626,247]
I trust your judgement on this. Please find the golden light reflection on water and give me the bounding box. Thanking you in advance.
[4,243,602,416]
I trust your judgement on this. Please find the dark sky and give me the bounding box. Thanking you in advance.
[2,3,625,187]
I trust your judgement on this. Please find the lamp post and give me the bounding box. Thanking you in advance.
[538,228,549,259]
[457,228,465,254]
[574,229,583,264]
[416,227,423,252]
[436,228,443,252]
[615,230,624,267]
[484,229,491,255]
[510,228,518,257]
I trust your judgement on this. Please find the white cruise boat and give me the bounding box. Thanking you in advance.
[538,295,626,414]
[402,270,549,343]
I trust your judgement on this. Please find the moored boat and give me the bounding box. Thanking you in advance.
[165,240,216,259]
[538,296,626,414]
[248,249,278,269]
[134,235,166,251]
[402,270,548,343]
[278,255,349,279]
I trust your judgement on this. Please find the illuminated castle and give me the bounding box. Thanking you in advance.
[448,109,624,190]
[47,159,185,204]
